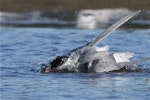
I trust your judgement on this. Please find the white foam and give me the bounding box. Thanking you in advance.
[76,8,132,29]
[0,11,71,25]
[76,8,150,29]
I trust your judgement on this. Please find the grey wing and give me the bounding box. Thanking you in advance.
[87,10,141,47]
[70,10,141,55]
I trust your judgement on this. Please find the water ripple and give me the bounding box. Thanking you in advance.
[1,27,150,100]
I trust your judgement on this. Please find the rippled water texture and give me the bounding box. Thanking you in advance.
[1,27,150,100]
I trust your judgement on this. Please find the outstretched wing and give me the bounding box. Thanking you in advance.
[70,10,141,55]
[87,10,141,47]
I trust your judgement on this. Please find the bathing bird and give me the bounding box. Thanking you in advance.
[41,10,141,73]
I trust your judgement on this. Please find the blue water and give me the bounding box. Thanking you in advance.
[0,27,150,100]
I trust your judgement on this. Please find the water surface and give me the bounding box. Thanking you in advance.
[0,27,150,100]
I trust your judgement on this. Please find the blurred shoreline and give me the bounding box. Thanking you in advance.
[0,0,150,28]
[1,0,150,13]
[0,9,150,29]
